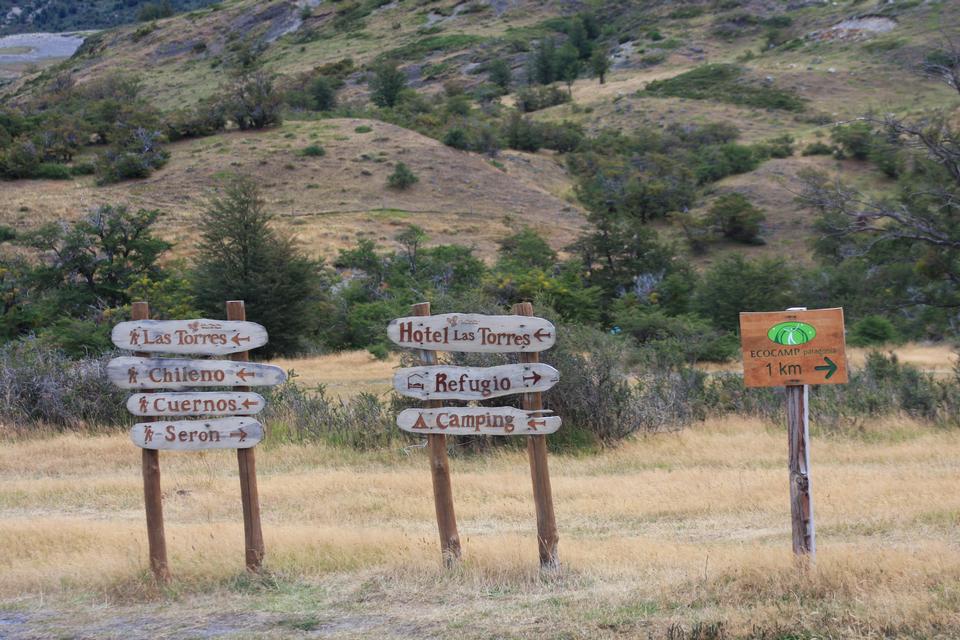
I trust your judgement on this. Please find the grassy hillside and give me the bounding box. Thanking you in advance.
[3,0,958,263]
[0,0,220,35]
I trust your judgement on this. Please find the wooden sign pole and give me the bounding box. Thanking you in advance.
[227,300,265,572]
[412,302,462,567]
[132,301,172,583]
[513,302,559,570]
[784,307,814,560]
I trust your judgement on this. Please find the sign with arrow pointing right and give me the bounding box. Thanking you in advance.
[394,363,560,401]
[130,417,263,450]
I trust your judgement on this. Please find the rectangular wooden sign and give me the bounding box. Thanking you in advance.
[112,319,268,355]
[127,392,266,417]
[387,313,556,353]
[396,407,561,436]
[108,356,287,389]
[394,364,560,400]
[740,308,848,388]
[130,417,263,450]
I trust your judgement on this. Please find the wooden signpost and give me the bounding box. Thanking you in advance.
[387,313,556,353]
[397,407,562,435]
[111,300,283,581]
[394,363,559,401]
[107,357,286,389]
[112,319,268,355]
[131,417,263,450]
[389,302,561,569]
[739,307,849,560]
[127,392,266,416]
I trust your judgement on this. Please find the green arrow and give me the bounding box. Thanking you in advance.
[814,356,837,380]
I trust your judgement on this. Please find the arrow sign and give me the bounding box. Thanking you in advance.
[112,319,268,355]
[130,417,263,450]
[387,313,556,353]
[393,363,560,401]
[127,392,266,417]
[814,356,838,380]
[108,356,286,389]
[396,407,561,436]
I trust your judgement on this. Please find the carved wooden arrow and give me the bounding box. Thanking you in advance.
[112,319,268,355]
[387,313,556,353]
[396,407,561,436]
[130,417,263,451]
[126,392,266,417]
[108,356,286,389]
[393,363,559,400]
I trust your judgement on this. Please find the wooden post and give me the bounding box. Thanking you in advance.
[227,300,265,572]
[786,383,815,558]
[412,302,462,567]
[512,302,560,570]
[133,301,171,584]
[784,306,814,560]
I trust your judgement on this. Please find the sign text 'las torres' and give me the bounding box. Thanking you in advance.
[397,407,561,436]
[108,356,287,389]
[388,313,555,353]
[394,363,559,401]
[131,417,263,451]
[112,319,268,355]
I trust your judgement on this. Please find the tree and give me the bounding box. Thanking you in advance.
[223,72,283,130]
[489,59,512,92]
[369,62,407,108]
[191,176,326,356]
[692,254,794,332]
[921,35,960,96]
[530,37,558,85]
[309,76,338,111]
[556,43,581,97]
[567,17,592,59]
[395,224,426,275]
[590,47,611,85]
[708,192,766,244]
[387,162,418,189]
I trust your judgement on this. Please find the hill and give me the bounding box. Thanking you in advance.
[0,0,220,35]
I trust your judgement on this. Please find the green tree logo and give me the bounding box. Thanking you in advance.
[768,321,816,346]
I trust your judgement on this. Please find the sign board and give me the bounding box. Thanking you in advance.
[127,392,266,417]
[131,417,263,450]
[394,363,560,401]
[387,313,556,353]
[112,319,268,355]
[108,356,287,389]
[739,308,848,388]
[397,407,561,436]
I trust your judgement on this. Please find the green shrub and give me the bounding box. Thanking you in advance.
[443,127,471,150]
[502,113,542,152]
[831,122,873,160]
[34,163,71,180]
[387,162,418,189]
[354,125,373,133]
[645,64,805,112]
[849,315,899,346]
[802,141,834,156]
[515,84,570,112]
[301,144,326,157]
[707,192,766,244]
[70,162,96,176]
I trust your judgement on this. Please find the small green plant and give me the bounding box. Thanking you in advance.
[354,125,373,134]
[387,162,418,190]
[802,141,834,156]
[301,144,326,157]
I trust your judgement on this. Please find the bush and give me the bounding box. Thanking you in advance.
[849,315,899,346]
[502,113,542,152]
[34,162,72,180]
[309,76,338,111]
[515,84,570,112]
[539,120,584,152]
[443,127,470,150]
[301,144,326,157]
[645,64,805,112]
[831,122,873,160]
[369,62,407,108]
[802,141,834,156]
[223,72,283,130]
[707,192,766,244]
[0,340,127,431]
[387,162,418,189]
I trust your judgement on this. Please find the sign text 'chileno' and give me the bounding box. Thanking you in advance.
[108,356,286,389]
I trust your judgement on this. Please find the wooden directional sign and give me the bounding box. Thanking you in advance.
[387,313,556,353]
[112,319,268,355]
[127,392,266,417]
[131,417,263,450]
[397,407,561,436]
[394,363,560,401]
[108,356,287,389]
[740,308,848,388]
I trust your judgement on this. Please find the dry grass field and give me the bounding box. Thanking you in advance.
[1,415,959,639]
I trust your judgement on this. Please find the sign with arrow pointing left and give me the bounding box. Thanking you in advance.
[126,392,266,416]
[112,319,268,355]
[387,313,556,353]
[107,356,287,389]
[394,363,560,401]
[396,407,561,436]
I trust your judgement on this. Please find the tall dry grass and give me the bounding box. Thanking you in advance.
[1,416,959,637]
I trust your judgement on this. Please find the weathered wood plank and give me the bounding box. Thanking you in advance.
[387,313,556,353]
[397,407,561,436]
[130,417,263,450]
[108,356,286,389]
[112,319,268,355]
[393,363,559,400]
[127,392,266,417]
